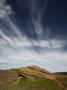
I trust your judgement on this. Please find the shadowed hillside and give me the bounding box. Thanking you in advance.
[0,66,67,90]
[54,72,67,90]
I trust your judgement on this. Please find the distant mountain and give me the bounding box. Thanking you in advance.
[0,65,67,90]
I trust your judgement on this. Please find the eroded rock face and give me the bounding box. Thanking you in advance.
[17,66,56,80]
[0,65,56,82]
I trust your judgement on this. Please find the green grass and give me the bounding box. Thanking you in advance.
[0,77,63,90]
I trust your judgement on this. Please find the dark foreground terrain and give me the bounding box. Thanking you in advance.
[0,66,67,90]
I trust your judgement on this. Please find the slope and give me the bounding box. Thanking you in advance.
[0,66,66,90]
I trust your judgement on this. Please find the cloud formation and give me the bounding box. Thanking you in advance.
[0,0,67,72]
[0,32,67,72]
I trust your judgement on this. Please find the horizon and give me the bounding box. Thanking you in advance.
[0,63,67,73]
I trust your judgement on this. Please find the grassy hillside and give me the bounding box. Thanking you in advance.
[54,72,67,90]
[0,66,67,90]
[0,77,63,90]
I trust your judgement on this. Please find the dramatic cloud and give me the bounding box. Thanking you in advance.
[0,33,67,72]
[0,0,67,72]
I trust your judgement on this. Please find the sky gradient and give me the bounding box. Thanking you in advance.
[0,0,67,72]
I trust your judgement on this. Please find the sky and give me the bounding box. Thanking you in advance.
[0,0,67,72]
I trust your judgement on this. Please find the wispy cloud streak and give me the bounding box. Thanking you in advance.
[0,0,67,72]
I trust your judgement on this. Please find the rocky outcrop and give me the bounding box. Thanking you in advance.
[17,66,56,80]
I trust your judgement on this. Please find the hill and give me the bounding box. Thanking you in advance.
[0,65,67,90]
